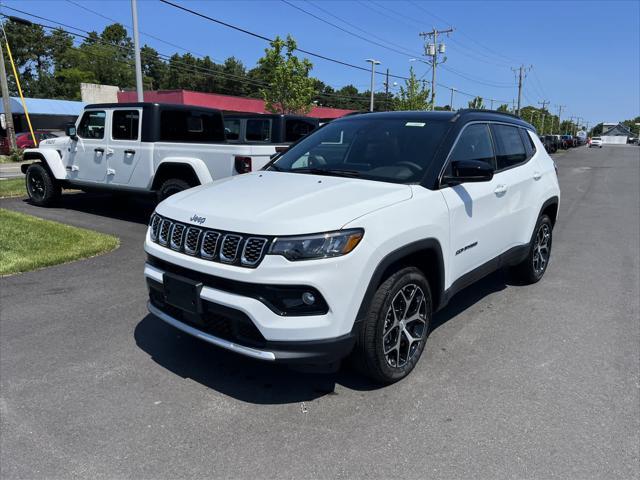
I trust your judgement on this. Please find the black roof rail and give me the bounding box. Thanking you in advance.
[455,108,524,120]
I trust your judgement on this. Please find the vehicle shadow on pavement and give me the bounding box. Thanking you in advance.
[430,269,511,332]
[134,314,380,404]
[25,192,156,225]
[134,269,516,404]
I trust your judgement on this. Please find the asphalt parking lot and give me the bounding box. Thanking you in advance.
[1,145,638,479]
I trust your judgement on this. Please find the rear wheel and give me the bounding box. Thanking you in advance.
[25,163,61,206]
[511,214,553,284]
[157,178,191,203]
[353,267,432,384]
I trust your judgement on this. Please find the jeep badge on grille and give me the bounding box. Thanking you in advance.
[190,214,206,224]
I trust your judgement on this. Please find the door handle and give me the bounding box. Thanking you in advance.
[107,168,115,176]
[494,184,508,195]
[124,149,136,155]
[94,148,104,153]
[106,148,114,156]
[533,171,542,180]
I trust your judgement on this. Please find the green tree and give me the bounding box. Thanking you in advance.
[468,96,485,109]
[257,35,315,114]
[497,104,510,113]
[394,66,430,111]
[140,45,166,90]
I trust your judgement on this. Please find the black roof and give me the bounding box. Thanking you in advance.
[84,102,222,113]
[334,109,534,129]
[223,112,315,120]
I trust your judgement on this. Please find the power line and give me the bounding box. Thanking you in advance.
[281,0,422,59]
[157,0,411,81]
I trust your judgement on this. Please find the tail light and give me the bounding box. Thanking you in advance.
[234,156,252,174]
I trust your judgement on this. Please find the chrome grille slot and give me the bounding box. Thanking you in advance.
[149,214,162,241]
[170,224,185,251]
[158,219,172,246]
[200,231,220,259]
[241,237,268,266]
[220,234,242,263]
[184,227,202,255]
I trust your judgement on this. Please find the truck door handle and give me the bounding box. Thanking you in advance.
[494,184,508,196]
[533,171,542,180]
[94,148,104,153]
[124,149,135,155]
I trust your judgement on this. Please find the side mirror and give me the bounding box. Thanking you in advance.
[65,123,77,140]
[442,160,494,185]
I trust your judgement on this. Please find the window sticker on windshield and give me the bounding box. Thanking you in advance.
[405,122,426,127]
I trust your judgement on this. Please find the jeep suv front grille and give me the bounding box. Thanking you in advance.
[148,213,270,268]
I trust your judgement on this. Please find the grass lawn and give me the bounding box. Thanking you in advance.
[0,178,26,198]
[0,208,119,275]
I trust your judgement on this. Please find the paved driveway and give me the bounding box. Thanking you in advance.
[1,145,638,479]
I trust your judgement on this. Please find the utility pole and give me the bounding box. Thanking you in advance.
[449,87,456,111]
[384,68,389,111]
[131,0,144,102]
[540,113,546,135]
[419,27,454,110]
[0,41,16,150]
[555,104,566,134]
[365,59,380,112]
[490,98,494,110]
[511,65,531,116]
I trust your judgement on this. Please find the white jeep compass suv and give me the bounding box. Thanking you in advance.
[144,110,560,383]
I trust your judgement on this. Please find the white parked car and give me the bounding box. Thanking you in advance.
[589,137,603,148]
[22,103,284,206]
[144,110,561,383]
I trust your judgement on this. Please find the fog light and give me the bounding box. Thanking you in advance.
[302,292,316,305]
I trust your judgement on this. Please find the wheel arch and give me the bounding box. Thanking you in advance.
[355,239,446,327]
[539,196,559,226]
[22,150,66,179]
[151,160,209,190]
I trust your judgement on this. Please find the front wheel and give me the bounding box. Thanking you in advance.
[511,214,553,284]
[25,163,61,206]
[353,267,432,384]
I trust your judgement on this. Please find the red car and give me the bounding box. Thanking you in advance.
[0,131,58,155]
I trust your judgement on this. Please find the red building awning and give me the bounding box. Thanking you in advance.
[117,90,353,119]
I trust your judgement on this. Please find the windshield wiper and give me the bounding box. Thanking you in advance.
[290,167,361,178]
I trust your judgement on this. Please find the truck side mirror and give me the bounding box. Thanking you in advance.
[442,160,494,186]
[65,123,77,140]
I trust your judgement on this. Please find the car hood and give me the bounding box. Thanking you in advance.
[156,171,413,235]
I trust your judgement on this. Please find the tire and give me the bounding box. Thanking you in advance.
[157,178,191,203]
[25,163,61,207]
[352,266,432,384]
[511,214,553,284]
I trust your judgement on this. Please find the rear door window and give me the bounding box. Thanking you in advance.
[112,110,140,141]
[77,110,106,139]
[245,119,271,142]
[491,124,527,170]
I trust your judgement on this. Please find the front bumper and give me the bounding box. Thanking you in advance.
[144,258,358,364]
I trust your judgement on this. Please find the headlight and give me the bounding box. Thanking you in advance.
[268,229,364,261]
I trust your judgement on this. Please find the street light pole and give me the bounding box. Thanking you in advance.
[131,0,144,102]
[366,59,380,112]
[449,87,456,111]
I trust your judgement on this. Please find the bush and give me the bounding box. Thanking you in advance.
[9,147,24,163]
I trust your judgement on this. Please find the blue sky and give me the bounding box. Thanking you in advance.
[5,0,640,125]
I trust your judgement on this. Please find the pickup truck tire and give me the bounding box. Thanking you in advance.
[25,163,61,207]
[353,266,432,384]
[511,214,553,284]
[157,178,191,202]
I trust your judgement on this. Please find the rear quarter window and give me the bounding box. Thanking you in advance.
[159,109,225,143]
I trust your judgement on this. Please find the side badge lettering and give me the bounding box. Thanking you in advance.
[455,241,478,256]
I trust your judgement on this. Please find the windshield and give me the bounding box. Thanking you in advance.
[269,117,450,184]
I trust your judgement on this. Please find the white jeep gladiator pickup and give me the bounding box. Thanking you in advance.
[21,103,283,205]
